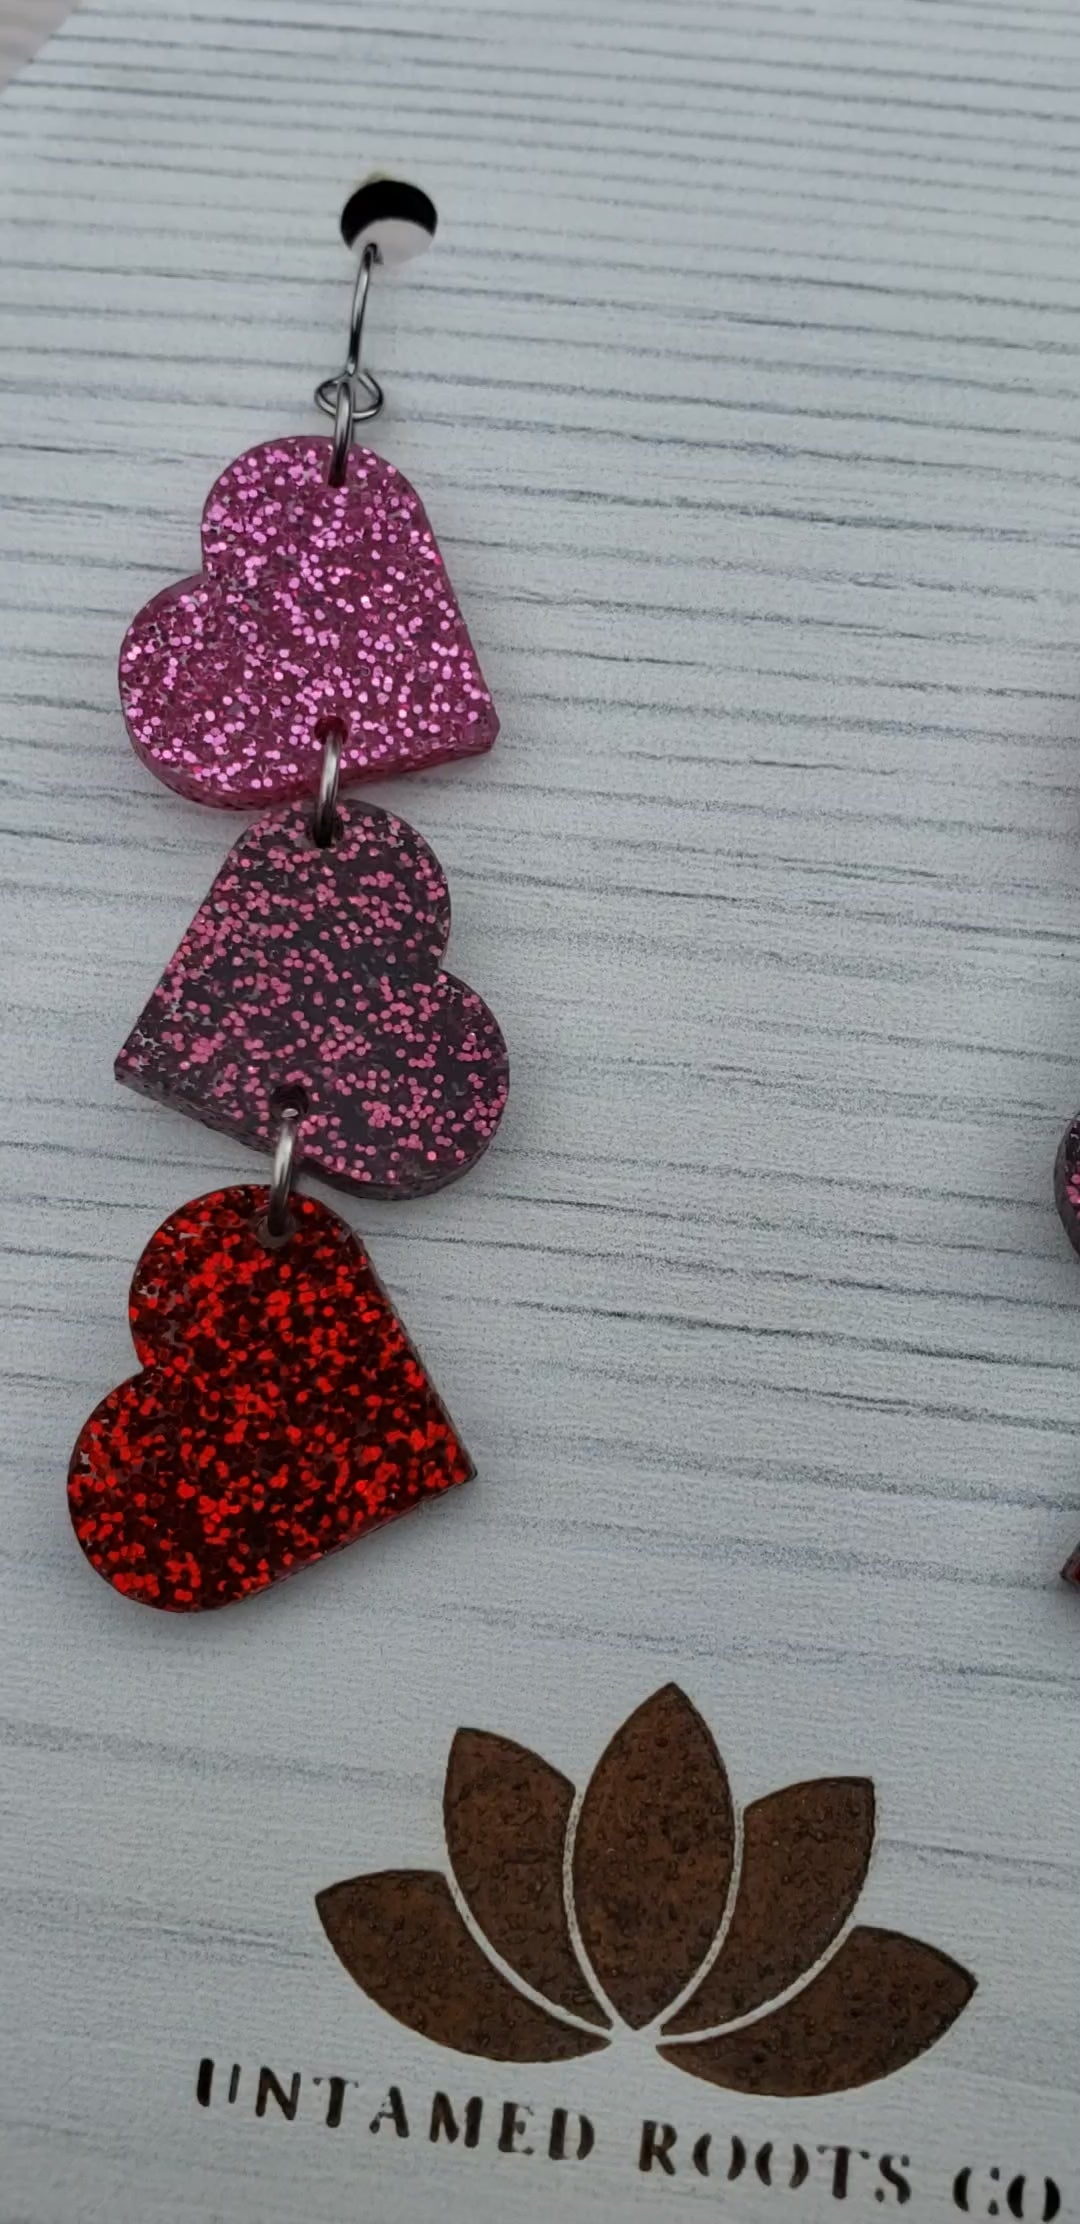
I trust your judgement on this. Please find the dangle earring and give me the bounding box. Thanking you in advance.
[119,177,497,807]
[68,182,509,1615]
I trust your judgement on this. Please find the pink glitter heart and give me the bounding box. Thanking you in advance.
[115,799,509,1199]
[119,438,498,808]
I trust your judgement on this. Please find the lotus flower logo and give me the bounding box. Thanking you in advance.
[317,1685,974,2096]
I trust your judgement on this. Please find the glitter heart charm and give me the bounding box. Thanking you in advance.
[68,1186,473,1612]
[119,438,498,807]
[116,799,509,1198]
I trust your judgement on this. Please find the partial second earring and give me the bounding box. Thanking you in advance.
[68,185,509,1615]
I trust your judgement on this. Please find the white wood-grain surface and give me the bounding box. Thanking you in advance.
[1,1,1079,2218]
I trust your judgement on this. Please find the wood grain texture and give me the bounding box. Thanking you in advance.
[1,0,1079,2217]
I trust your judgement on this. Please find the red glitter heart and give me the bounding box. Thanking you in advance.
[67,1186,473,1613]
[119,438,498,808]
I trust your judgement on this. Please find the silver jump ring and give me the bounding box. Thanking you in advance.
[265,1107,300,1243]
[316,364,383,430]
[312,720,343,847]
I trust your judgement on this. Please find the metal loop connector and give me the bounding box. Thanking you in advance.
[265,1105,301,1244]
[316,240,384,480]
[312,720,343,847]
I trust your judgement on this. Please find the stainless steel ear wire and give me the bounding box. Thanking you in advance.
[314,175,438,481]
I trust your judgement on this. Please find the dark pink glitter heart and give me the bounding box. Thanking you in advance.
[116,800,509,1199]
[119,438,498,808]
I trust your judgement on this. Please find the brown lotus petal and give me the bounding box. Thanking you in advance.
[572,1684,734,2028]
[444,1729,608,2026]
[316,1871,609,2063]
[659,1925,975,2095]
[663,1777,874,2034]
